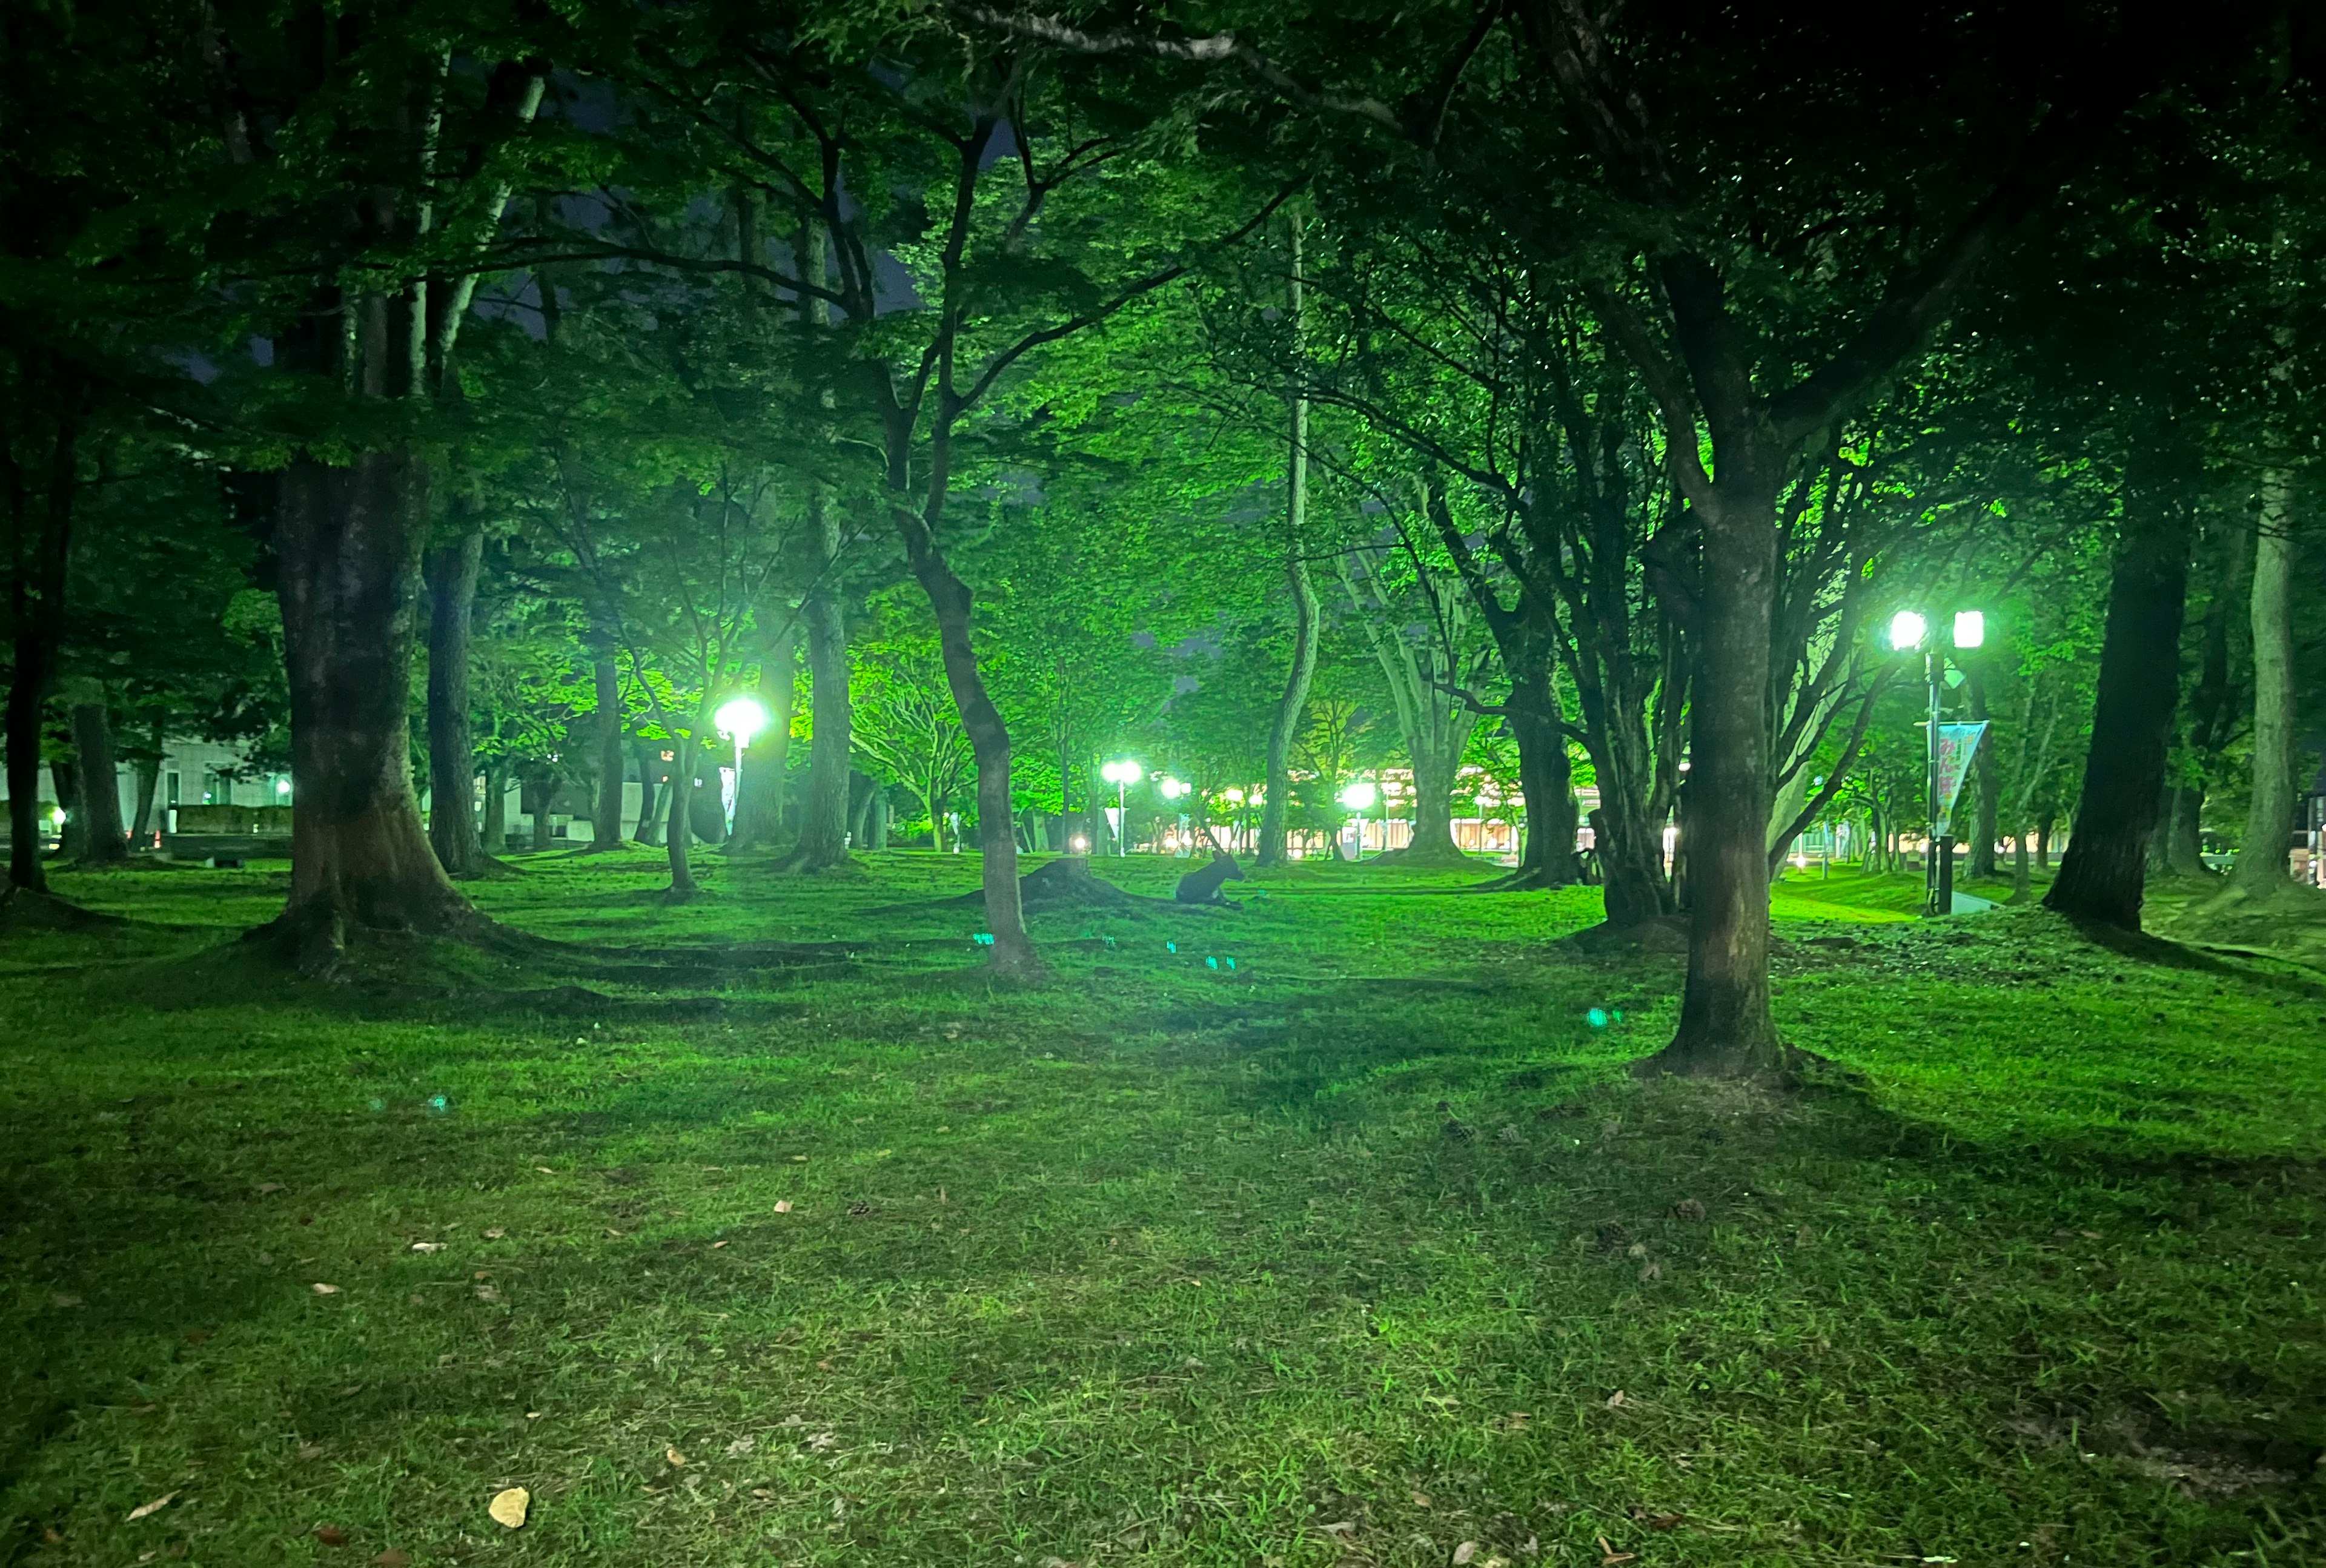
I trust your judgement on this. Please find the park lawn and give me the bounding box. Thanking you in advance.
[1,852,2321,1568]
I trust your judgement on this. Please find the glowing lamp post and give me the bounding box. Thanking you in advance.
[1339,778,1377,861]
[1889,608,1987,918]
[1101,759,1143,855]
[714,696,769,837]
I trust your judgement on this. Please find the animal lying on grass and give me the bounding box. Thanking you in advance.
[1175,850,1247,908]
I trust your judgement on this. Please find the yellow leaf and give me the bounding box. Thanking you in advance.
[774,1200,793,1214]
[310,1283,341,1295]
[666,1446,686,1467]
[125,1493,176,1522]
[488,1487,529,1529]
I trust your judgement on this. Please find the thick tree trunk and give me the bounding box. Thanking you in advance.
[632,744,664,846]
[590,645,626,851]
[2234,479,2297,893]
[1649,485,1782,1077]
[664,738,697,896]
[868,790,889,849]
[731,620,795,850]
[2165,787,2205,875]
[131,754,161,845]
[1969,673,1999,879]
[5,372,83,893]
[1260,211,1316,870]
[2013,827,2033,901]
[1509,666,1580,886]
[425,525,491,878]
[53,760,84,861]
[482,762,507,852]
[2046,451,2195,930]
[68,692,128,864]
[781,500,852,872]
[2037,814,2053,869]
[270,451,472,965]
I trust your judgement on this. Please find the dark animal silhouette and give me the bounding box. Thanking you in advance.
[1175,849,1247,908]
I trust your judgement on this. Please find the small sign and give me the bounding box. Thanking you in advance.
[1933,722,1988,835]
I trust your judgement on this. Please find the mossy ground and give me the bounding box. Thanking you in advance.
[2,850,2321,1567]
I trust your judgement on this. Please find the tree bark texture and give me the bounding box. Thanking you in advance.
[782,500,852,871]
[1968,672,1998,878]
[1658,483,1783,1076]
[632,744,664,846]
[5,362,84,893]
[425,524,489,878]
[1509,657,1580,885]
[590,646,626,850]
[68,692,127,863]
[2234,478,2298,893]
[1258,263,1317,869]
[272,451,472,961]
[2046,450,2195,930]
[131,753,160,844]
[731,619,795,850]
[482,762,508,851]
[664,738,697,895]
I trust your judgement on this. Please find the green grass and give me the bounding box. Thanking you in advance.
[2,851,2322,1567]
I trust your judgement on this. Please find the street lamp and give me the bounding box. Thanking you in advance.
[715,696,769,836]
[1888,609,1989,918]
[1339,778,1377,861]
[1101,758,1142,855]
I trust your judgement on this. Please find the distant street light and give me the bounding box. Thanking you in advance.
[1889,609,1989,918]
[1159,776,1190,801]
[1101,758,1143,855]
[715,696,770,836]
[1339,779,1377,861]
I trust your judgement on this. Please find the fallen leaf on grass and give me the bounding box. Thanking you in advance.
[488,1487,529,1528]
[297,1443,325,1461]
[483,1228,506,1239]
[712,1240,729,1249]
[1672,1198,1707,1222]
[533,1166,554,1174]
[310,1283,340,1295]
[1410,1491,1433,1507]
[474,1285,501,1302]
[725,1436,755,1457]
[1317,1521,1356,1537]
[1597,1538,1635,1566]
[314,1524,348,1546]
[409,1242,443,1254]
[773,1200,793,1214]
[254,1182,286,1194]
[1637,1261,1663,1282]
[1641,1512,1685,1530]
[665,1446,686,1467]
[125,1494,176,1522]
[51,1294,82,1309]
[1453,1543,1479,1564]
[371,1552,411,1567]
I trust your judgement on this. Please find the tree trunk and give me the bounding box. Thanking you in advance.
[1650,483,1783,1076]
[664,737,697,896]
[590,643,626,851]
[425,524,491,878]
[482,761,508,852]
[2165,786,2205,875]
[869,790,889,849]
[731,620,796,850]
[2037,814,2053,869]
[1259,212,1317,870]
[2046,449,2195,930]
[1509,664,1580,886]
[2234,477,2297,893]
[1969,673,1999,878]
[895,517,1035,973]
[131,753,161,845]
[781,500,852,872]
[5,367,84,894]
[850,770,877,848]
[68,690,128,864]
[632,744,664,847]
[2012,825,2032,901]
[53,759,84,861]
[270,452,472,965]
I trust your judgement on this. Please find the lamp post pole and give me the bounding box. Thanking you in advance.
[1926,646,1949,919]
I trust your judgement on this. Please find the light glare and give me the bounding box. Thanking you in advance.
[1339,781,1377,811]
[715,696,769,744]
[1888,610,1927,650]
[1953,609,1985,649]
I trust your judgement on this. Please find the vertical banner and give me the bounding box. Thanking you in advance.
[1933,721,1988,835]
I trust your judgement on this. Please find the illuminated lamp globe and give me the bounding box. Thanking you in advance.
[1887,610,1927,650]
[1339,780,1377,811]
[715,696,769,745]
[1953,609,1986,649]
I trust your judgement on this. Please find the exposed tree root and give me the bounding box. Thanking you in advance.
[1463,865,1579,893]
[1563,915,1690,954]
[0,887,131,933]
[1363,844,1480,870]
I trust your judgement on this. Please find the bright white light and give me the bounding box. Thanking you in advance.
[1101,759,1143,786]
[1953,609,1985,649]
[1339,780,1377,811]
[1159,776,1189,800]
[1889,610,1927,650]
[715,696,769,744]
[1069,835,1089,853]
[1223,787,1244,806]
[51,809,66,829]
